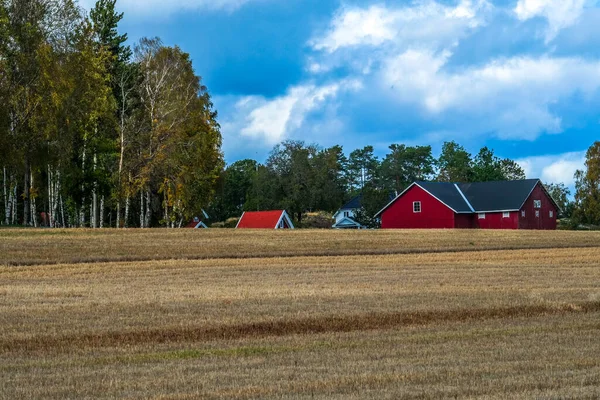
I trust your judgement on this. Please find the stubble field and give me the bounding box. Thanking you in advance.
[1,229,600,399]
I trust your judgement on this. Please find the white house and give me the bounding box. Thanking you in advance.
[332,195,365,229]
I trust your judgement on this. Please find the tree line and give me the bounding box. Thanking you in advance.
[211,140,600,228]
[0,0,223,228]
[211,140,528,224]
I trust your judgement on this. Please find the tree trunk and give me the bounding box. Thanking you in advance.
[3,167,8,225]
[124,191,130,228]
[117,126,125,229]
[140,190,144,228]
[164,189,168,228]
[47,165,53,228]
[99,195,104,228]
[60,194,66,228]
[11,185,17,225]
[91,153,98,229]
[23,160,30,226]
[144,189,151,228]
[80,144,87,227]
[31,171,37,227]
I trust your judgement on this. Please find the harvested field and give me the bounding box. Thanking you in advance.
[1,229,600,399]
[1,228,600,266]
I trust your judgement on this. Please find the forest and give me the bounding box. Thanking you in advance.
[1,0,599,228]
[0,0,223,228]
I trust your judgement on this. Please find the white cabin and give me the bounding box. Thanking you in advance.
[332,195,364,229]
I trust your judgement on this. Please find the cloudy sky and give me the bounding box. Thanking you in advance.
[80,0,600,188]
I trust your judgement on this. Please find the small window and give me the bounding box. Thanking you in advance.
[503,212,510,218]
[344,211,350,218]
[478,213,486,219]
[535,210,540,218]
[413,201,421,213]
[534,200,542,209]
[549,211,554,218]
[521,210,526,217]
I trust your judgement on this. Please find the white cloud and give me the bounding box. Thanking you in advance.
[232,80,362,144]
[382,51,600,139]
[78,0,254,15]
[311,0,492,53]
[517,151,586,186]
[514,0,586,41]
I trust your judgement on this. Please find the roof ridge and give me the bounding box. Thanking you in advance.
[454,183,475,212]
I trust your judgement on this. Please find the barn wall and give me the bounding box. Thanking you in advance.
[474,212,519,229]
[454,214,475,229]
[381,185,455,229]
[519,183,558,230]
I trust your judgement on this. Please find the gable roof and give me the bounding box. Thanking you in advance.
[235,210,294,229]
[417,182,473,213]
[376,179,551,217]
[457,179,541,212]
[340,195,362,210]
[332,216,363,229]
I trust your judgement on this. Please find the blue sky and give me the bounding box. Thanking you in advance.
[81,0,600,188]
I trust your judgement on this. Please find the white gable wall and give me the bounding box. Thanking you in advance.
[334,209,356,225]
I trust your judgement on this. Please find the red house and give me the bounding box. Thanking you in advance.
[375,179,559,230]
[236,210,295,229]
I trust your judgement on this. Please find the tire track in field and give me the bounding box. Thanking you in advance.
[3,244,600,267]
[4,301,600,353]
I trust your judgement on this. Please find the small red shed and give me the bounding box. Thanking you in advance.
[235,210,295,229]
[376,179,559,230]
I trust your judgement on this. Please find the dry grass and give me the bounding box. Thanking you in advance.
[1,230,600,398]
[2,228,600,266]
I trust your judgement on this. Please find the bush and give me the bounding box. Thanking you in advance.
[298,212,333,229]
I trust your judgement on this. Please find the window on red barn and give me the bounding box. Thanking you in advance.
[413,201,421,213]
[550,211,554,218]
[478,213,486,219]
[534,200,541,208]
[503,212,510,218]
[535,210,540,218]
[521,210,526,217]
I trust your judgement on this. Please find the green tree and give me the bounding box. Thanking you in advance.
[545,182,571,218]
[133,38,223,227]
[89,0,133,227]
[309,145,346,213]
[347,146,379,191]
[472,147,505,182]
[381,144,435,192]
[352,186,391,229]
[210,159,258,221]
[500,158,526,181]
[436,141,473,182]
[573,142,600,225]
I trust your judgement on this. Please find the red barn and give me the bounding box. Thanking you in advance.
[236,210,295,229]
[376,179,559,230]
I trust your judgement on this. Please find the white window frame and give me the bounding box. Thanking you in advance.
[534,200,542,209]
[413,201,421,213]
[478,213,486,219]
[549,210,554,218]
[503,212,510,218]
[535,210,540,218]
[521,210,526,217]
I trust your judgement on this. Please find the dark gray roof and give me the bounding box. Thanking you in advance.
[417,182,473,213]
[376,179,545,216]
[457,179,540,212]
[340,195,362,210]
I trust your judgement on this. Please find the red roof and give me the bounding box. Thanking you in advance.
[236,210,289,229]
